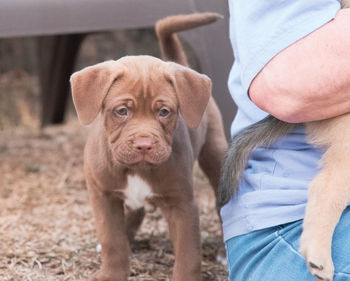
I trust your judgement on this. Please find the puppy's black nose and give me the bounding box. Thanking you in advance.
[133,138,153,153]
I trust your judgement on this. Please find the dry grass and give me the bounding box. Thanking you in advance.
[0,120,227,281]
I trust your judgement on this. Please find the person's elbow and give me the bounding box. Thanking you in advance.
[249,70,315,124]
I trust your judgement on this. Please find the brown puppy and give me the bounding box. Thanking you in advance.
[70,13,227,281]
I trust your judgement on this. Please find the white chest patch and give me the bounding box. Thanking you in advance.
[123,175,154,210]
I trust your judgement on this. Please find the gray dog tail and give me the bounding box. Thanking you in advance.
[155,12,223,66]
[217,115,294,208]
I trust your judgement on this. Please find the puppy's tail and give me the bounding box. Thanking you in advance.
[155,12,223,66]
[217,115,294,208]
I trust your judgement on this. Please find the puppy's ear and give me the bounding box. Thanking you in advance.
[70,60,124,125]
[166,62,212,129]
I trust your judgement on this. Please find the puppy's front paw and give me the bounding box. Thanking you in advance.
[89,270,127,281]
[300,232,334,281]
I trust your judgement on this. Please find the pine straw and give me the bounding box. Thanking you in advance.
[0,121,227,281]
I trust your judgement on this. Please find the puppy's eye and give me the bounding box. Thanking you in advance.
[159,108,170,117]
[114,107,128,116]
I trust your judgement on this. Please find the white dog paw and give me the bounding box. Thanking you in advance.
[307,259,334,281]
[300,236,334,281]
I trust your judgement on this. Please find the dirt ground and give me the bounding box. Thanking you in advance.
[0,119,228,281]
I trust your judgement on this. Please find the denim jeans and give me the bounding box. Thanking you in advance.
[226,206,350,281]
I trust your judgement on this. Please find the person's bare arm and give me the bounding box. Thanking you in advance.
[249,9,350,123]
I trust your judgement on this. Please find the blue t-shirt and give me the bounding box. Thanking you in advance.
[221,0,341,241]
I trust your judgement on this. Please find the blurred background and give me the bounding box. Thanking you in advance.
[0,0,234,280]
[0,29,163,129]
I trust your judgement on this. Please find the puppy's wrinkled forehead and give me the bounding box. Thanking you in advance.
[71,55,211,128]
[105,56,174,102]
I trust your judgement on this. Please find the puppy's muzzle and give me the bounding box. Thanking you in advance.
[130,136,164,165]
[113,132,171,167]
[133,137,154,155]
